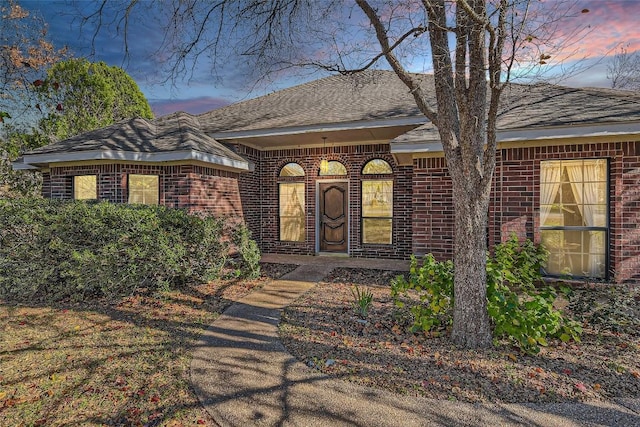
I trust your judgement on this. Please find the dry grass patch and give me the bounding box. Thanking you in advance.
[0,263,295,427]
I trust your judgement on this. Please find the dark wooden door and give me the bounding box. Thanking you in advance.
[319,182,348,252]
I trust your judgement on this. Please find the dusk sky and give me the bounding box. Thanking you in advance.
[17,0,640,117]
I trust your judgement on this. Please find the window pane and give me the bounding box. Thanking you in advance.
[541,203,563,227]
[363,218,392,244]
[73,175,97,200]
[128,175,159,205]
[279,183,305,242]
[280,163,305,177]
[541,230,606,278]
[319,161,347,176]
[540,159,608,279]
[363,159,392,174]
[362,180,393,217]
[592,204,607,227]
[540,161,561,182]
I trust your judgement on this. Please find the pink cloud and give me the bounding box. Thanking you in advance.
[150,96,231,116]
[554,0,640,58]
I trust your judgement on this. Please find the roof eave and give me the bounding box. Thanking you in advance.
[390,121,640,154]
[210,116,428,140]
[11,159,39,170]
[19,149,252,172]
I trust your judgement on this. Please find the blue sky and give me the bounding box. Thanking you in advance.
[18,0,640,117]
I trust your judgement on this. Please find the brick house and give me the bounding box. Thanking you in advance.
[14,71,640,284]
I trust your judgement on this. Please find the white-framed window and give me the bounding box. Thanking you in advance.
[73,175,97,200]
[128,174,159,205]
[539,159,608,279]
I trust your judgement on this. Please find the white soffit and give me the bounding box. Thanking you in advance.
[210,116,428,140]
[21,150,252,172]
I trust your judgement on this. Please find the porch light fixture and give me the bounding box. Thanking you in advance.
[320,136,329,174]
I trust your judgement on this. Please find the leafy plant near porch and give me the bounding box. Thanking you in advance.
[350,285,374,318]
[392,236,583,354]
[231,224,261,279]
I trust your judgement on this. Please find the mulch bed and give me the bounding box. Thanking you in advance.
[280,268,640,403]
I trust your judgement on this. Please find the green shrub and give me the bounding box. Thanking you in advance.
[0,198,240,302]
[230,223,261,279]
[486,236,582,354]
[391,236,583,354]
[391,254,453,333]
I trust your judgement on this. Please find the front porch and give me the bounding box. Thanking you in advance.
[260,253,410,272]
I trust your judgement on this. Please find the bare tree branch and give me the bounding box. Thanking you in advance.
[355,0,437,124]
[608,45,640,91]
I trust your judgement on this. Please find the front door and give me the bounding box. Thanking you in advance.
[319,182,348,252]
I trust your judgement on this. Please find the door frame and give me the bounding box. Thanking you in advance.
[316,179,350,254]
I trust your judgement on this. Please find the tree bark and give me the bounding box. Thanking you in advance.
[450,172,493,348]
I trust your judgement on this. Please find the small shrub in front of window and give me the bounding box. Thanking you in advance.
[230,224,261,279]
[391,235,583,354]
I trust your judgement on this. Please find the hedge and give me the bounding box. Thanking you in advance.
[0,198,247,302]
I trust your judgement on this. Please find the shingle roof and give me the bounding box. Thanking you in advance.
[393,82,640,144]
[19,70,640,168]
[197,70,640,138]
[198,70,429,134]
[20,112,250,171]
[498,82,640,128]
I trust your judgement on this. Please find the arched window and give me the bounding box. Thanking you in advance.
[361,159,393,244]
[278,163,305,242]
[280,162,305,177]
[319,160,347,176]
[362,159,392,175]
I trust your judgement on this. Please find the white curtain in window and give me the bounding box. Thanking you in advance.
[566,160,605,276]
[540,162,562,226]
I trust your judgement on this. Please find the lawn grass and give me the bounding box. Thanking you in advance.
[0,266,290,427]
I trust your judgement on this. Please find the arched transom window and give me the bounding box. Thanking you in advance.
[319,160,347,176]
[280,162,305,177]
[362,158,393,175]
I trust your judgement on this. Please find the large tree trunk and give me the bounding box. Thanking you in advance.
[356,0,502,349]
[450,175,493,348]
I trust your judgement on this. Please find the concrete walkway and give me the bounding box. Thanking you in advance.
[190,257,640,426]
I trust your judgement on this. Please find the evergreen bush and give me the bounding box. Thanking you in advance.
[0,198,240,302]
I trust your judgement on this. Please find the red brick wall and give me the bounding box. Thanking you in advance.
[248,143,413,259]
[613,142,640,284]
[412,141,640,284]
[235,145,262,244]
[412,157,454,259]
[45,163,244,219]
[41,172,51,198]
[186,166,243,218]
